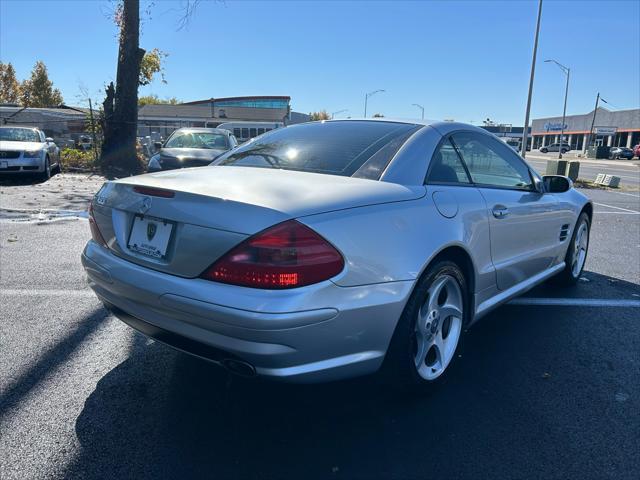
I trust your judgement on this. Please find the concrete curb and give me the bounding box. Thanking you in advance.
[524,154,640,168]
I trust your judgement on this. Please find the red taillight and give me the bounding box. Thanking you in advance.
[200,220,344,289]
[133,186,175,198]
[88,201,108,248]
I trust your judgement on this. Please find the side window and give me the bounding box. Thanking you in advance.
[241,128,249,139]
[451,132,533,190]
[233,128,241,138]
[249,128,257,138]
[426,138,470,184]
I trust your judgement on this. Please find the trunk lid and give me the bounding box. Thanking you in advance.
[93,166,424,277]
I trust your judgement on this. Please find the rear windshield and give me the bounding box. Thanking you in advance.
[214,121,420,178]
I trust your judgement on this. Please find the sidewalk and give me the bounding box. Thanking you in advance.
[524,153,640,168]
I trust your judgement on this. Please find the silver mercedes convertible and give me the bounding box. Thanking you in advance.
[82,120,592,389]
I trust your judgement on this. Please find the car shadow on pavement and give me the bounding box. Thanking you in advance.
[0,174,44,186]
[66,272,640,480]
[525,270,640,299]
[0,307,110,420]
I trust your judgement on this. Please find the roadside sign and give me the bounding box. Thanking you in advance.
[594,126,617,135]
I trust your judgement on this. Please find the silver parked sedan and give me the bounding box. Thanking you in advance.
[82,120,592,389]
[0,126,61,179]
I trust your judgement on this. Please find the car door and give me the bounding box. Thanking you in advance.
[451,131,565,291]
[424,137,495,296]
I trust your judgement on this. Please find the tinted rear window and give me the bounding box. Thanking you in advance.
[215,121,420,178]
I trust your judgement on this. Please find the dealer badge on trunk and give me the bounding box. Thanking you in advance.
[147,222,157,241]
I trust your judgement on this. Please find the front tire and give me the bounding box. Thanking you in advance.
[541,148,548,153]
[554,212,590,286]
[382,260,468,392]
[40,156,51,181]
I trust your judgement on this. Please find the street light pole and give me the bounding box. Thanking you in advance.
[521,0,543,158]
[545,59,570,159]
[331,109,348,119]
[412,103,425,120]
[364,89,385,118]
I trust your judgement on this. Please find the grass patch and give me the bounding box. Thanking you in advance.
[60,148,97,172]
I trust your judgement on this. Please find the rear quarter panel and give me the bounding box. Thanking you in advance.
[299,185,494,294]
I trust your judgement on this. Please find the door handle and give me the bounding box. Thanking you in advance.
[492,205,509,219]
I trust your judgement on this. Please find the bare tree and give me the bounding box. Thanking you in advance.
[176,0,203,30]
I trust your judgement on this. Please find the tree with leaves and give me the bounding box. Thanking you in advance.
[100,0,146,178]
[139,94,180,106]
[20,61,63,107]
[309,110,330,121]
[0,62,21,104]
[100,0,200,178]
[139,49,168,86]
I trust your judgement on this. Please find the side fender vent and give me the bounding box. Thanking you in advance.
[559,224,570,241]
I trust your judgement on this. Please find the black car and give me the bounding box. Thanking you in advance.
[147,128,238,172]
[608,147,634,160]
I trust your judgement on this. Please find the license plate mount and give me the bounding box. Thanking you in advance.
[127,215,174,259]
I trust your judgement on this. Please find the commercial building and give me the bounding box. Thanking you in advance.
[531,107,640,151]
[0,104,87,141]
[137,95,310,138]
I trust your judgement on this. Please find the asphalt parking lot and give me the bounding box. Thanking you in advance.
[1,173,639,479]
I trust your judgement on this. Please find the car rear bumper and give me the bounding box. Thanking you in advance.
[82,240,413,383]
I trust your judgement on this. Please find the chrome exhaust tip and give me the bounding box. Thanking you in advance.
[222,359,256,377]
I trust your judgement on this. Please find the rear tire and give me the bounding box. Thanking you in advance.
[541,148,548,153]
[381,260,468,393]
[553,212,590,286]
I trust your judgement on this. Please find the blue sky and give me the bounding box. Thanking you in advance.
[1,0,638,124]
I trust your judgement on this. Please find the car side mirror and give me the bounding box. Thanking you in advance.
[45,137,54,143]
[153,141,162,151]
[543,175,572,193]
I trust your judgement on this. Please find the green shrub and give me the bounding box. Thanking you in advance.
[60,148,96,171]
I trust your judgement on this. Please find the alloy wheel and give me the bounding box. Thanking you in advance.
[413,275,463,380]
[571,220,588,277]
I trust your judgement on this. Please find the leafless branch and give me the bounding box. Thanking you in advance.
[176,0,202,30]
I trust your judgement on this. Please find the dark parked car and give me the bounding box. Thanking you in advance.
[147,128,238,172]
[608,147,634,160]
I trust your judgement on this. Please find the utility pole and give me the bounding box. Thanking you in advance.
[364,89,385,118]
[88,98,99,164]
[521,0,543,158]
[586,92,600,152]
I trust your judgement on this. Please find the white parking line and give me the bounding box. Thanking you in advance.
[593,211,640,215]
[610,191,640,198]
[509,298,640,307]
[593,202,640,213]
[0,289,95,297]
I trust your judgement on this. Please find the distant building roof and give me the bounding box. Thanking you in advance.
[182,95,291,105]
[138,103,212,119]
